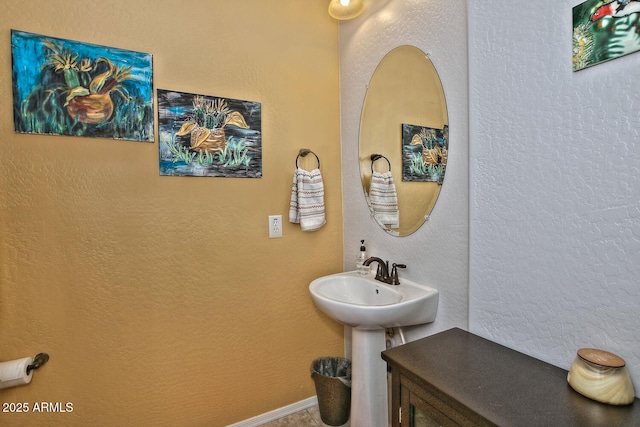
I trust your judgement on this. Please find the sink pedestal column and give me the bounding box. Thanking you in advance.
[351,328,388,427]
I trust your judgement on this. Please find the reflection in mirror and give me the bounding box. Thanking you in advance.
[359,45,448,236]
[367,154,399,228]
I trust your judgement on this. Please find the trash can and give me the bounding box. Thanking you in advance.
[311,357,352,426]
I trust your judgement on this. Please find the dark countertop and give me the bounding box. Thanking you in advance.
[381,328,640,427]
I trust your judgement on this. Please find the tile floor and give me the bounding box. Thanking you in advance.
[257,405,350,427]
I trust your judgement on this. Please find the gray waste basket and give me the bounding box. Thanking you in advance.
[311,357,352,426]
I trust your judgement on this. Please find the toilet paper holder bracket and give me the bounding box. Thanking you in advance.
[26,353,49,375]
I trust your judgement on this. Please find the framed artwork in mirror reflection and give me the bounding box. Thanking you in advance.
[401,123,448,183]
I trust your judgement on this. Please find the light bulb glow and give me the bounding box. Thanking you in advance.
[328,0,364,20]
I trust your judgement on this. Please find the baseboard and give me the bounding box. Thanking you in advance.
[227,396,319,427]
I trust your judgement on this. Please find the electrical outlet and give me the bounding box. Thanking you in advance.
[268,215,282,238]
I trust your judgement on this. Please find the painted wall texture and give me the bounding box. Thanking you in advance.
[469,0,640,395]
[0,1,344,425]
[339,0,470,341]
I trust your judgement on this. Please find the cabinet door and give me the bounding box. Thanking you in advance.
[401,383,461,427]
[411,405,442,427]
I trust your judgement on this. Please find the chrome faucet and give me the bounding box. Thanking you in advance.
[363,257,407,285]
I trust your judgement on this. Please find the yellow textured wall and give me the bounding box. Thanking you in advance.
[0,1,343,425]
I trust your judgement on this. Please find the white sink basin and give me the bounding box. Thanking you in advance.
[309,271,438,330]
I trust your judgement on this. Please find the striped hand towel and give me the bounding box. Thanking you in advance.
[289,168,326,231]
[368,171,399,227]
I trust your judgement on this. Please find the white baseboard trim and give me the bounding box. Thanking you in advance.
[227,396,319,427]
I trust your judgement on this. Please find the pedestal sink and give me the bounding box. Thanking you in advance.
[309,271,438,427]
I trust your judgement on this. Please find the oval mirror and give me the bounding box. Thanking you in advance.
[359,45,448,236]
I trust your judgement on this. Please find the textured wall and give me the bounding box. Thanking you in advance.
[0,1,344,425]
[340,0,470,340]
[469,0,640,394]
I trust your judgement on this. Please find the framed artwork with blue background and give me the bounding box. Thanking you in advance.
[11,30,154,141]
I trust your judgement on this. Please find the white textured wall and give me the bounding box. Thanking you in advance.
[340,0,469,338]
[469,0,640,394]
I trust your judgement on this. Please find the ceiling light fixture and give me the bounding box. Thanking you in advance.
[328,0,365,20]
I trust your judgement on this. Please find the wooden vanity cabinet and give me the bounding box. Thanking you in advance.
[382,328,640,427]
[392,372,493,426]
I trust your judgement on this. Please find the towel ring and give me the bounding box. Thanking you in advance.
[296,149,320,169]
[370,154,391,173]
